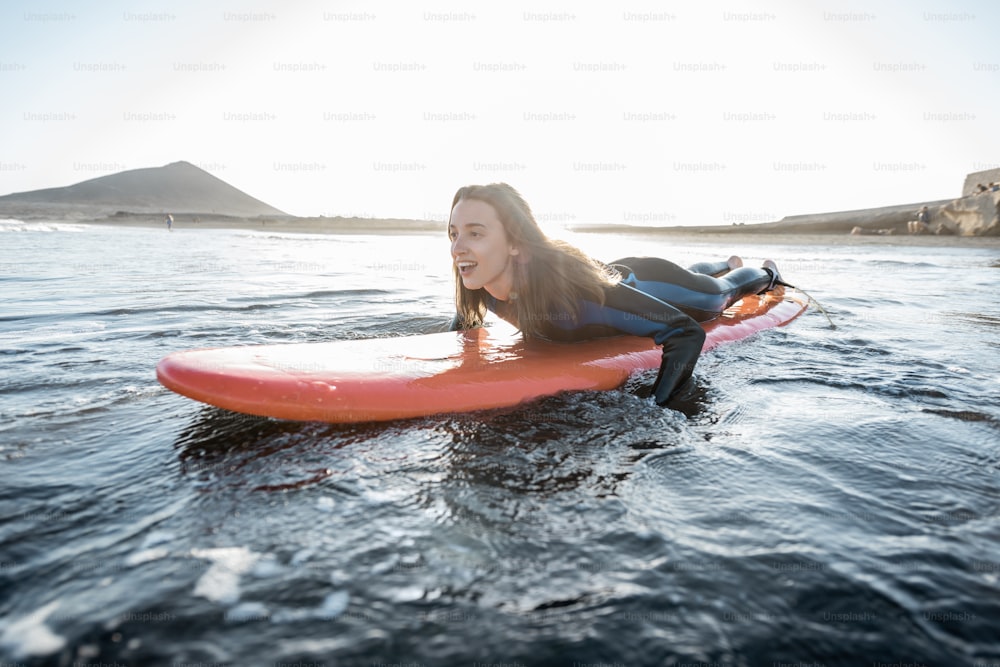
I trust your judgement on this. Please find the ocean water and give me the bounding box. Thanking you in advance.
[2,219,999,667]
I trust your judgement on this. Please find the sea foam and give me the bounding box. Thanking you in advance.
[0,600,66,658]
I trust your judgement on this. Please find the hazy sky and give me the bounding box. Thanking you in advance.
[2,0,998,225]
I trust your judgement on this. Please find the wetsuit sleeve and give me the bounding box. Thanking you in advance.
[650,318,706,405]
[577,284,706,405]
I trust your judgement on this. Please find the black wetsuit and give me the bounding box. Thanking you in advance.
[454,257,773,405]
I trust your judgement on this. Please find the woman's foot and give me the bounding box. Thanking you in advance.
[705,255,744,277]
[762,259,792,290]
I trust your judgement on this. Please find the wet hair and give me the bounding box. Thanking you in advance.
[448,183,618,337]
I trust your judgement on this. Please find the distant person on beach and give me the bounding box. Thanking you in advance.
[917,205,929,225]
[166,214,173,231]
[908,206,930,234]
[446,182,789,405]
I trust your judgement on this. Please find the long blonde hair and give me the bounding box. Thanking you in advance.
[449,183,619,337]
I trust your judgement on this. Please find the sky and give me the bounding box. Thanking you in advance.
[1,0,998,225]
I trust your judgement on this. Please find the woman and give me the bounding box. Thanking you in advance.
[447,183,787,405]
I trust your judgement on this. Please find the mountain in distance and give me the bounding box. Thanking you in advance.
[0,161,288,218]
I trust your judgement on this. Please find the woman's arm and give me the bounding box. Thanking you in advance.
[555,283,706,405]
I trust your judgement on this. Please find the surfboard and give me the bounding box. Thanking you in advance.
[156,288,807,423]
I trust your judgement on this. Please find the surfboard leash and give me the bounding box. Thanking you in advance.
[794,286,837,329]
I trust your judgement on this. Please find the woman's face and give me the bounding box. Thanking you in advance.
[449,198,520,301]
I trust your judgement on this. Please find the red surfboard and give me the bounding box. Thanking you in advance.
[156,289,807,422]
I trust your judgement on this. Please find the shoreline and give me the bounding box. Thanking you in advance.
[3,208,998,248]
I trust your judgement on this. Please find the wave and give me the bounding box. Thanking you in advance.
[237,230,365,242]
[0,218,91,233]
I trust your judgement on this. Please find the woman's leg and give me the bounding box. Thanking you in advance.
[687,255,743,277]
[610,256,773,322]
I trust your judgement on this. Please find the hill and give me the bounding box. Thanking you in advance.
[0,161,287,218]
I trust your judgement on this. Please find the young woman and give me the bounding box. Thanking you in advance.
[447,183,787,405]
